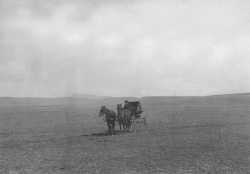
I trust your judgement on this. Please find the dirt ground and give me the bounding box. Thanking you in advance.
[0,96,250,174]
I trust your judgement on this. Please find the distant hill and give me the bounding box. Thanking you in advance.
[209,92,250,97]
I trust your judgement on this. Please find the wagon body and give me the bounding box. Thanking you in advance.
[124,101,143,118]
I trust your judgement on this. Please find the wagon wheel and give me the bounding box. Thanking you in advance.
[130,114,148,132]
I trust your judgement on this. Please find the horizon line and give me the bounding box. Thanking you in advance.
[0,92,249,99]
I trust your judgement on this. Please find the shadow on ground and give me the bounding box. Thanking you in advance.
[81,130,131,137]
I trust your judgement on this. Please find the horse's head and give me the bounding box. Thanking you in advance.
[99,105,106,117]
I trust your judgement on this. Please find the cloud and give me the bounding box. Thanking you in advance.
[0,0,250,97]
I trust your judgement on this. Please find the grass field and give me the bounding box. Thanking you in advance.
[1,94,250,174]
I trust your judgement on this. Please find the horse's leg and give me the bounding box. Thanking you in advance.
[121,120,124,130]
[130,119,135,132]
[119,119,122,130]
[106,121,110,134]
[109,122,112,135]
[124,119,128,131]
[128,115,131,131]
[112,120,115,135]
[129,119,132,131]
[127,119,131,132]
[109,121,113,135]
[123,119,126,131]
[127,115,131,131]
[130,119,133,129]
[119,120,121,131]
[125,120,128,131]
[121,119,124,131]
[121,118,124,130]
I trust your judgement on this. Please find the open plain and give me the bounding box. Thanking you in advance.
[1,94,250,174]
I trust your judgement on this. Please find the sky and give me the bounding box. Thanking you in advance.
[0,0,250,97]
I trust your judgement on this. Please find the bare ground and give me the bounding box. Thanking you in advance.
[0,97,250,174]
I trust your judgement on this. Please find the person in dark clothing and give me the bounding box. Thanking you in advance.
[124,100,129,109]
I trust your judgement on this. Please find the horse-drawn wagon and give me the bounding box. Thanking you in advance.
[99,100,146,134]
[122,100,147,131]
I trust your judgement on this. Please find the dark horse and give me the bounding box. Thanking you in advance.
[117,104,125,130]
[117,104,132,131]
[99,106,116,135]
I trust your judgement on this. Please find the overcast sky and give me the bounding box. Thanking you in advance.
[0,0,250,97]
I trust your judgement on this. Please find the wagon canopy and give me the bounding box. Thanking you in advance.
[124,101,143,116]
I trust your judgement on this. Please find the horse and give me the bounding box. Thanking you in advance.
[123,108,133,131]
[117,104,125,130]
[117,104,133,132]
[99,105,116,135]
